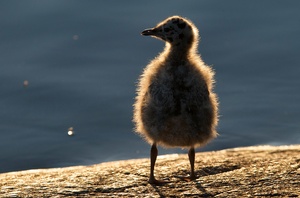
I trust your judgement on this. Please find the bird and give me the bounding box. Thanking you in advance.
[133,16,219,184]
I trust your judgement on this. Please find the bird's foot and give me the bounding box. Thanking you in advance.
[148,177,169,185]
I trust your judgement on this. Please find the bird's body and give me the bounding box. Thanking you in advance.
[133,16,219,184]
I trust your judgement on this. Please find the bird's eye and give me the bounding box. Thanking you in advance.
[177,22,186,29]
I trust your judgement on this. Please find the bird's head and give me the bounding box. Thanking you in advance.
[141,16,199,48]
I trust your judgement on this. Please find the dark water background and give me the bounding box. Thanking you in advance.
[0,1,299,173]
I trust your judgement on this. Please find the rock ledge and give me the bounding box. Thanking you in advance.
[0,145,299,197]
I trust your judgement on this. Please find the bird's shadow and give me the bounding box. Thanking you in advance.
[150,164,240,197]
[150,184,167,198]
[197,164,240,177]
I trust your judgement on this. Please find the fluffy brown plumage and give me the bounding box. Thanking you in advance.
[133,16,219,184]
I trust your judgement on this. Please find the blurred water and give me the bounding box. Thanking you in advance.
[0,0,299,173]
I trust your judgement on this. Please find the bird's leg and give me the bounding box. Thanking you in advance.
[188,147,197,180]
[149,143,158,183]
[176,147,197,181]
[148,143,168,185]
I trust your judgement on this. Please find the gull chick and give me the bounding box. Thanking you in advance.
[133,16,219,184]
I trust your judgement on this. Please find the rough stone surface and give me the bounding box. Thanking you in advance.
[0,145,299,197]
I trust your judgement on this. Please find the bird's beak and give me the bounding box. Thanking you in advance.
[141,28,157,36]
